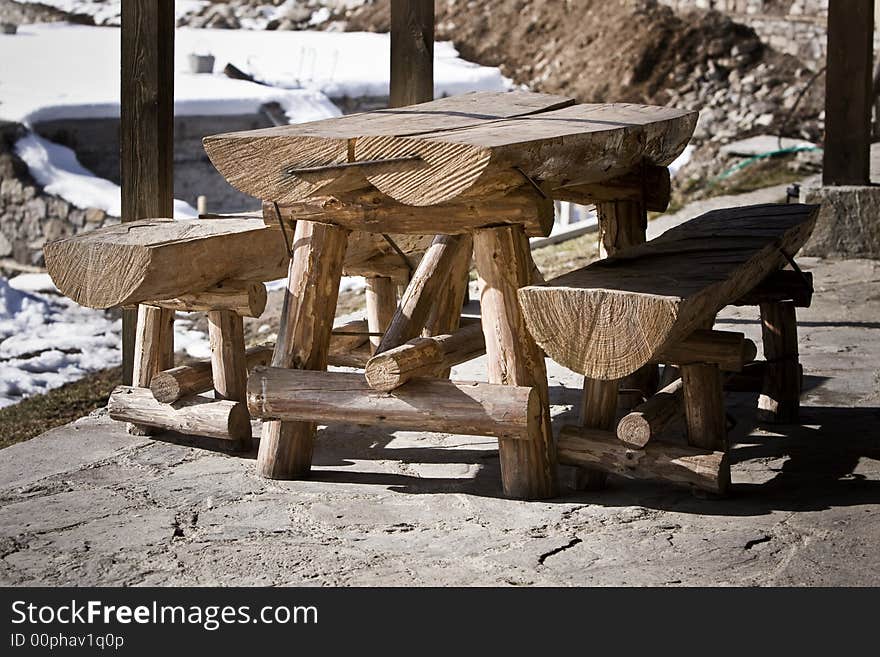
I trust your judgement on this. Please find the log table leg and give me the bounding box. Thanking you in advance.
[425,234,472,378]
[758,300,801,423]
[129,304,174,436]
[575,377,620,490]
[257,220,349,479]
[473,225,557,500]
[365,276,397,353]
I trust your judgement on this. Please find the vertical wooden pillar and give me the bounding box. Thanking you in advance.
[823,0,874,185]
[365,277,397,353]
[257,221,349,479]
[473,225,557,500]
[758,301,801,423]
[129,305,174,435]
[425,234,472,378]
[120,0,175,385]
[575,377,620,490]
[207,310,247,402]
[575,198,653,488]
[681,363,727,452]
[390,0,434,107]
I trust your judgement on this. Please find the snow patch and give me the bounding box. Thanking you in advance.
[0,24,509,125]
[14,133,197,219]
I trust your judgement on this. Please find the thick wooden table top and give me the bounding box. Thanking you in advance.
[205,91,697,207]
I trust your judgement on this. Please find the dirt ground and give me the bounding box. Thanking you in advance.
[0,249,878,586]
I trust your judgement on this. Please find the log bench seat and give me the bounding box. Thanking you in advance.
[42,214,444,448]
[518,203,819,494]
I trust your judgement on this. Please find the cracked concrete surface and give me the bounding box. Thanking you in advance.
[1,256,879,586]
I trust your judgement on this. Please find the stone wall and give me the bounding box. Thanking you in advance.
[33,113,276,215]
[0,97,378,268]
[0,122,115,266]
[659,1,829,68]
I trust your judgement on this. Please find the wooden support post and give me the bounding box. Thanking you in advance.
[617,378,684,449]
[473,225,557,499]
[390,0,434,108]
[423,233,472,378]
[365,276,397,352]
[120,0,175,384]
[574,377,620,490]
[758,301,801,423]
[207,310,247,402]
[248,369,538,440]
[376,234,470,353]
[558,427,729,495]
[129,304,174,435]
[256,221,349,479]
[681,363,727,452]
[823,0,874,186]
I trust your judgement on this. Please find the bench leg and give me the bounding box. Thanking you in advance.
[473,225,557,500]
[597,199,659,400]
[207,309,250,449]
[681,363,728,452]
[256,220,349,479]
[365,276,397,353]
[575,377,619,490]
[758,300,801,423]
[129,304,174,436]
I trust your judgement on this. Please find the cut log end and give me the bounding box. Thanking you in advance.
[359,136,493,206]
[518,286,679,380]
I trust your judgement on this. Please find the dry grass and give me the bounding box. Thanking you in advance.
[0,366,121,450]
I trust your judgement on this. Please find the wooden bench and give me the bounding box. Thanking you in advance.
[517,203,819,494]
[42,216,426,447]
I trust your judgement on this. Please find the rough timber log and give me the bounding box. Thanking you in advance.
[144,281,268,318]
[616,378,684,449]
[205,91,576,204]
[365,321,486,392]
[44,218,290,309]
[473,225,557,499]
[552,165,672,213]
[557,426,729,494]
[248,368,538,440]
[653,330,757,372]
[108,385,251,443]
[149,319,372,404]
[264,188,554,237]
[257,220,349,480]
[376,234,471,353]
[129,304,174,435]
[359,103,696,206]
[518,204,818,380]
[365,276,397,352]
[204,92,695,207]
[757,300,801,423]
[151,345,274,404]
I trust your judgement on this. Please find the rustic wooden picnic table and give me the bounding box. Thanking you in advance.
[205,90,697,499]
